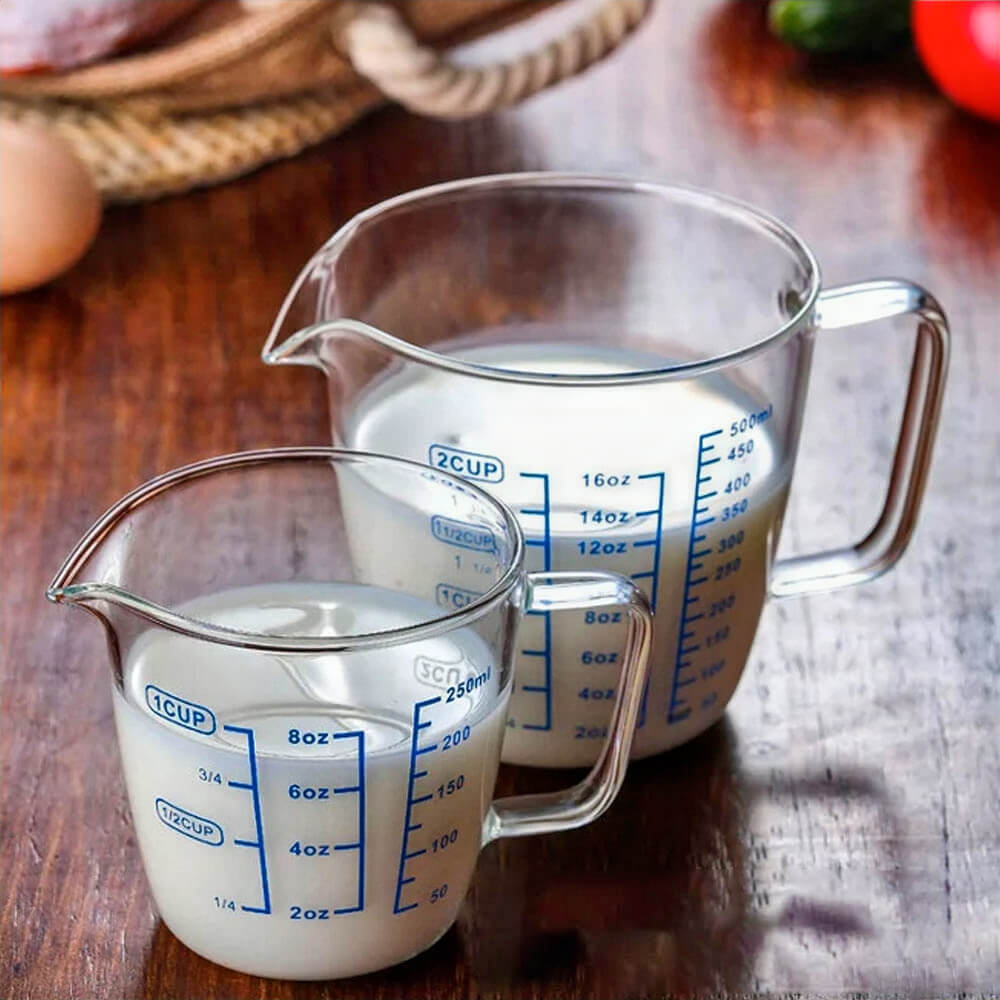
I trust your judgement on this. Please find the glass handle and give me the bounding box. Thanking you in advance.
[481,571,653,844]
[771,279,950,598]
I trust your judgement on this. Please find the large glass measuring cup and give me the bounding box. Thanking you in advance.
[46,449,652,980]
[264,174,949,768]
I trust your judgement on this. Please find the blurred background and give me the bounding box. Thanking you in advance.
[2,2,998,998]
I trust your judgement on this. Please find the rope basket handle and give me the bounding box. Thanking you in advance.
[3,0,650,119]
[337,0,651,118]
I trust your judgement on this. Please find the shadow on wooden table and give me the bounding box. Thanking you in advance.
[460,719,892,998]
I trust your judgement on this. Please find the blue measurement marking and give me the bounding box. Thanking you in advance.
[633,472,666,728]
[667,430,723,725]
[393,697,441,915]
[331,730,365,914]
[519,472,552,731]
[222,724,271,915]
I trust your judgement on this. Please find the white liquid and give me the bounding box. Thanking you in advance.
[344,341,791,766]
[112,582,508,980]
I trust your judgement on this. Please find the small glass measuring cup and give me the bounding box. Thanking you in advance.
[46,448,652,981]
[263,173,950,768]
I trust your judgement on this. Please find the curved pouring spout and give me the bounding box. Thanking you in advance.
[260,238,431,387]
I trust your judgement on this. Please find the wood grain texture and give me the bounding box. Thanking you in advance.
[2,2,998,997]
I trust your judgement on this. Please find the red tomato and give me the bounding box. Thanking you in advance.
[912,0,1000,121]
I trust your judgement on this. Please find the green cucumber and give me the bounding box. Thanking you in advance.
[767,0,911,54]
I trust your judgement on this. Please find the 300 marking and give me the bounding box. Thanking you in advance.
[718,530,744,552]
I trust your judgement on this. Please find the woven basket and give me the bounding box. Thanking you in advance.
[0,0,649,202]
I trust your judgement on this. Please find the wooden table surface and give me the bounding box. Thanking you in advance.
[3,2,998,997]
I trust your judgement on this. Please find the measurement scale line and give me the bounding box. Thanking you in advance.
[332,730,365,913]
[636,471,667,727]
[394,697,441,915]
[632,539,657,548]
[520,472,553,732]
[233,838,259,848]
[667,429,723,725]
[223,724,271,915]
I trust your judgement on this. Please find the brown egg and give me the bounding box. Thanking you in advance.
[0,122,102,295]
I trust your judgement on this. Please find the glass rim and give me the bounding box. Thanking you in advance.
[46,447,525,652]
[264,172,823,385]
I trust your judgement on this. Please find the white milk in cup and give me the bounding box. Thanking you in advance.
[49,450,653,979]
[344,342,790,767]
